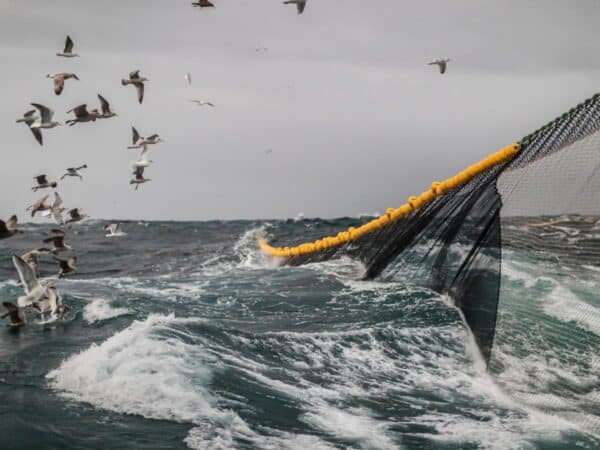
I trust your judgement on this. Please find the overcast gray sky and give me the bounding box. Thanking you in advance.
[1,0,599,221]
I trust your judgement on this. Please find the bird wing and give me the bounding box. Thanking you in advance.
[31,103,53,123]
[439,62,446,74]
[108,224,118,234]
[54,76,65,95]
[24,109,37,119]
[64,35,74,53]
[68,208,78,219]
[68,104,89,118]
[185,73,191,85]
[147,134,159,140]
[5,215,17,231]
[129,70,140,80]
[134,165,145,179]
[97,94,110,115]
[33,195,49,210]
[297,0,306,13]
[134,82,144,104]
[30,127,43,145]
[206,102,215,107]
[132,127,140,144]
[52,209,64,225]
[0,220,7,234]
[12,254,40,294]
[35,174,48,185]
[76,164,87,171]
[2,302,18,319]
[52,192,63,209]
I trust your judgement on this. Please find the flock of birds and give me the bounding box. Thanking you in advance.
[1,0,451,327]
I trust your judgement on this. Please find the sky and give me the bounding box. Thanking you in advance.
[0,0,599,221]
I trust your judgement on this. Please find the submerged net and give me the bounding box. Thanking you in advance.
[259,93,600,433]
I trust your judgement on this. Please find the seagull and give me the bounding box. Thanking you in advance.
[32,174,58,192]
[21,248,51,278]
[43,229,72,254]
[121,70,148,104]
[61,164,88,181]
[0,215,21,240]
[255,46,268,53]
[31,286,70,321]
[132,147,153,168]
[26,195,51,218]
[48,192,66,225]
[16,110,43,145]
[428,57,451,74]
[53,256,77,279]
[1,302,27,327]
[66,104,101,126]
[46,73,79,95]
[283,0,307,14]
[28,103,61,145]
[127,127,163,150]
[65,208,87,225]
[265,148,273,155]
[191,0,215,7]
[130,166,150,190]
[56,35,79,58]
[97,94,117,119]
[189,99,215,107]
[185,72,192,85]
[104,223,126,237]
[13,254,50,307]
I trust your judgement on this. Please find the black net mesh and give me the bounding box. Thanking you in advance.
[265,93,600,433]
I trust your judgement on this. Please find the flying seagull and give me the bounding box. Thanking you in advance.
[132,147,153,168]
[31,286,70,321]
[189,99,215,107]
[53,256,77,279]
[128,127,163,150]
[46,73,79,95]
[191,0,215,7]
[16,109,42,145]
[47,192,66,225]
[26,103,61,145]
[0,215,21,240]
[97,94,117,119]
[1,302,27,327]
[56,35,79,58]
[43,229,72,254]
[130,166,151,190]
[104,223,126,237]
[121,70,148,104]
[428,57,451,74]
[21,248,51,278]
[65,208,87,225]
[61,164,88,181]
[32,174,58,192]
[66,104,101,126]
[185,72,192,85]
[26,195,51,218]
[13,254,50,307]
[283,0,307,14]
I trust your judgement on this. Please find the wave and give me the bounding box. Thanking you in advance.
[83,298,130,324]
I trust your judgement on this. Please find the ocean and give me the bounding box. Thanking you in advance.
[0,219,598,450]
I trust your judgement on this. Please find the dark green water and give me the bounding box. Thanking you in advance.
[0,219,598,449]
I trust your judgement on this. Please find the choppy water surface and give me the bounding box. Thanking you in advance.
[0,219,598,449]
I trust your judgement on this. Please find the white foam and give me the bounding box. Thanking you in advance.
[542,285,600,335]
[83,298,129,324]
[47,314,219,424]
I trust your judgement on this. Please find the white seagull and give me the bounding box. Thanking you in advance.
[13,254,50,307]
[428,57,451,74]
[132,147,153,168]
[185,72,192,85]
[104,223,126,237]
[61,164,88,181]
[189,99,215,107]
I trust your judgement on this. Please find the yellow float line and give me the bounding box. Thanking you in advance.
[258,143,520,258]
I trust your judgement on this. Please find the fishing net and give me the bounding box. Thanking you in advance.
[259,93,600,433]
